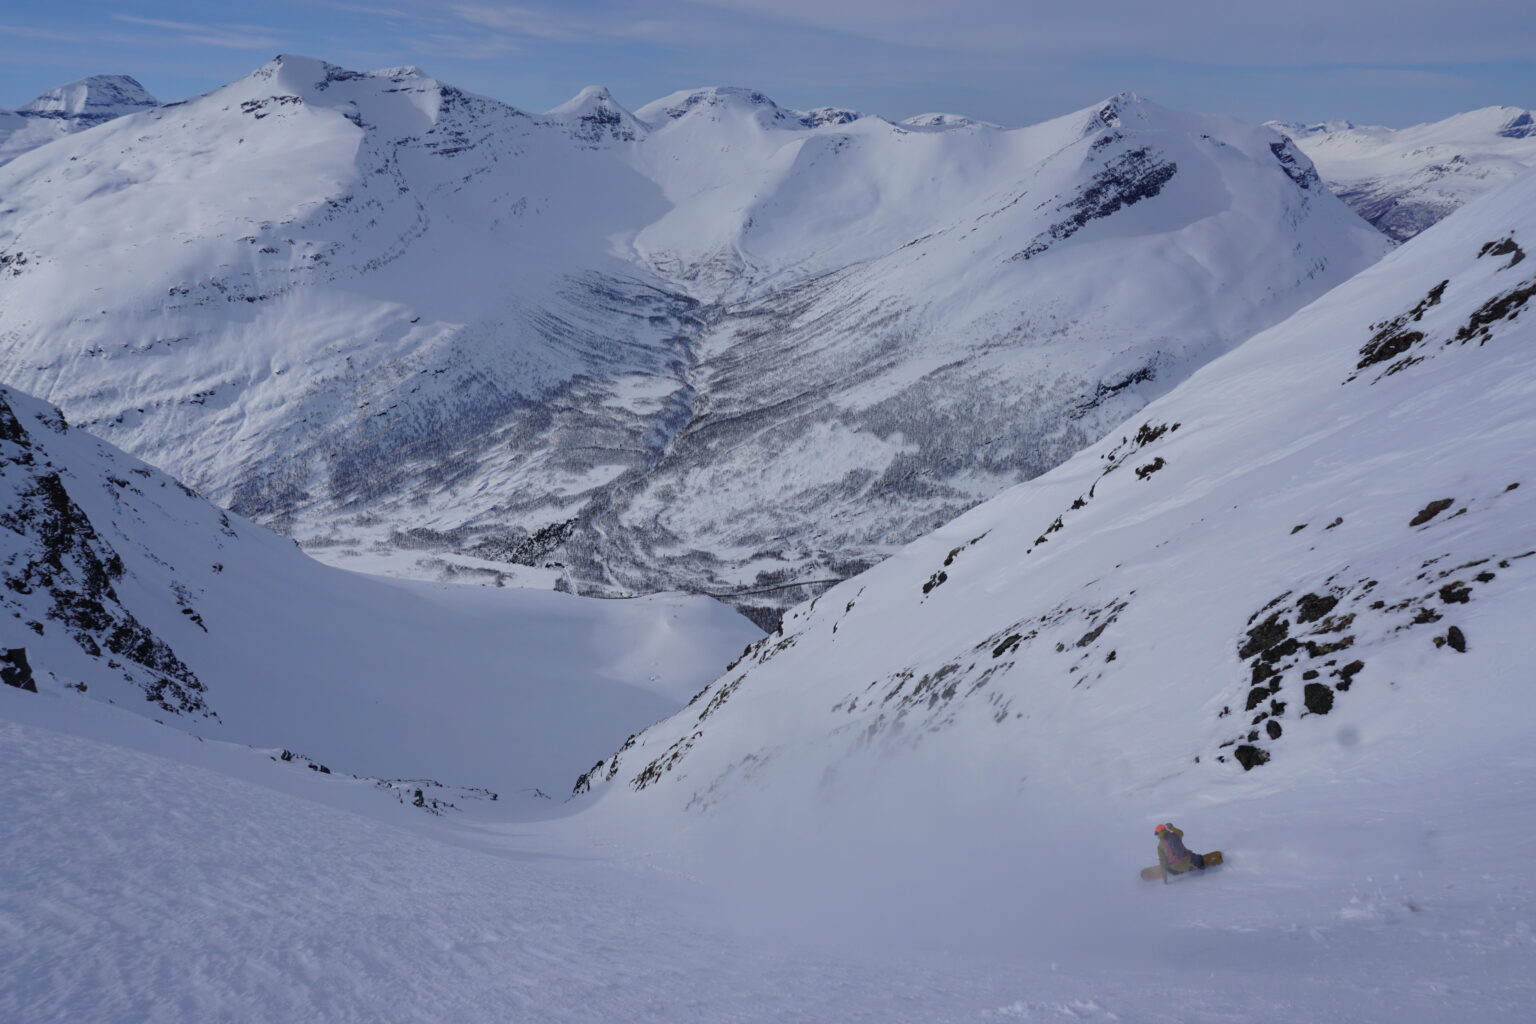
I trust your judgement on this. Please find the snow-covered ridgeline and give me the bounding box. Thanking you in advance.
[0,58,1388,619]
[1270,106,1536,241]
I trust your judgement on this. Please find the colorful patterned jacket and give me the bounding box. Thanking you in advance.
[1157,825,1195,873]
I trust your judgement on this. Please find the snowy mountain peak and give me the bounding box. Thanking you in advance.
[795,106,864,128]
[1497,109,1535,138]
[1265,118,1373,138]
[1273,105,1536,241]
[545,85,647,144]
[634,86,795,128]
[2,73,160,165]
[21,74,156,117]
[1496,109,1535,138]
[1424,104,1536,138]
[239,54,454,107]
[369,64,430,81]
[546,84,619,115]
[1090,90,1148,130]
[251,52,341,91]
[901,112,1000,129]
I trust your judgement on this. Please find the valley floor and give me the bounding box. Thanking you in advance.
[3,685,1532,1023]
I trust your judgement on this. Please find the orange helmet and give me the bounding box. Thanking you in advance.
[1154,823,1169,834]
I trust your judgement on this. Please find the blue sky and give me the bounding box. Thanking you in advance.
[2,1,1532,126]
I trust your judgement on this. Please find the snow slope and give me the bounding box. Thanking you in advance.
[0,74,156,164]
[573,166,1536,833]
[0,381,758,794]
[0,59,1387,620]
[5,682,1534,1021]
[1271,107,1536,241]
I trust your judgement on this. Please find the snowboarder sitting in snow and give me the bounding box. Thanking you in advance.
[1154,823,1206,881]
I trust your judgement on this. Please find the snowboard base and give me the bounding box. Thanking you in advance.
[1141,850,1223,881]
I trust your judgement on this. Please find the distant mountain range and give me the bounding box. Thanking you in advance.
[0,56,1388,623]
[1269,106,1536,241]
[0,74,157,163]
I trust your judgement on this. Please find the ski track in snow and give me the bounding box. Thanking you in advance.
[3,697,1533,1023]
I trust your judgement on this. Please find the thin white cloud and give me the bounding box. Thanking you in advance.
[684,0,1536,66]
[443,2,744,49]
[1319,68,1473,89]
[112,14,286,52]
[316,2,418,17]
[410,32,525,60]
[0,24,85,43]
[449,3,584,41]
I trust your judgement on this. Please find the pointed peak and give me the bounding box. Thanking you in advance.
[545,85,644,144]
[1091,91,1150,129]
[1495,108,1535,139]
[23,74,157,117]
[546,85,620,117]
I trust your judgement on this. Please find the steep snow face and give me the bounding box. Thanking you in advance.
[1271,106,1536,241]
[545,85,648,145]
[0,385,226,720]
[0,381,759,793]
[0,74,157,163]
[574,169,1536,828]
[0,63,1386,620]
[21,73,157,116]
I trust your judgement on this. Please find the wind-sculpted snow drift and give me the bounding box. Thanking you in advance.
[0,382,757,793]
[1272,107,1536,242]
[0,56,1388,621]
[574,170,1536,832]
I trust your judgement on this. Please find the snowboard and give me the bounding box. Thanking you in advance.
[1140,850,1223,881]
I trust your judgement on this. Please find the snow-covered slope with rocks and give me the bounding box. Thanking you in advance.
[545,85,649,145]
[902,112,1002,129]
[574,166,1536,832]
[0,74,156,164]
[0,58,1387,622]
[1271,107,1536,241]
[0,381,758,793]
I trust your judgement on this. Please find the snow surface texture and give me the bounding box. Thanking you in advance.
[0,74,156,164]
[0,57,1388,622]
[1271,107,1536,242]
[0,382,758,794]
[5,681,1534,1022]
